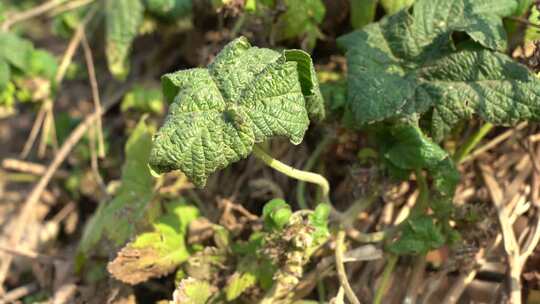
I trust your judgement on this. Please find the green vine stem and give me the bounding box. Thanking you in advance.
[253,144,331,200]
[373,254,398,304]
[296,134,334,209]
[452,122,494,164]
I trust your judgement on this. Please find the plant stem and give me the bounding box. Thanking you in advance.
[373,254,398,304]
[253,144,330,200]
[412,169,429,217]
[453,122,494,164]
[335,229,361,304]
[296,134,334,209]
[230,13,247,37]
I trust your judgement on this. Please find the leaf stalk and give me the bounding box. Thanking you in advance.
[253,144,330,200]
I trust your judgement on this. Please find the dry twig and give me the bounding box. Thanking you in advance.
[81,31,105,158]
[2,158,68,178]
[20,7,97,159]
[462,122,528,163]
[0,283,38,304]
[481,166,522,304]
[335,230,361,304]
[0,0,70,31]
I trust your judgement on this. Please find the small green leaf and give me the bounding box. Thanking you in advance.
[275,0,325,49]
[0,32,33,71]
[151,37,322,186]
[79,118,155,255]
[225,271,257,301]
[172,278,213,304]
[309,203,331,241]
[121,84,164,114]
[107,199,199,284]
[28,49,58,81]
[388,215,445,255]
[263,198,292,230]
[349,0,378,28]
[525,5,540,42]
[379,124,460,196]
[380,0,414,14]
[105,0,144,79]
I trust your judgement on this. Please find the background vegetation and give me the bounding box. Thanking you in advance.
[2,0,540,303]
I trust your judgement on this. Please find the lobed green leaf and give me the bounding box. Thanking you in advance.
[150,36,323,187]
[338,0,540,140]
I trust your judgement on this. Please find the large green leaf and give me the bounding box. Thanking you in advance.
[79,118,155,254]
[337,0,540,140]
[150,36,323,186]
[107,199,199,284]
[105,0,144,80]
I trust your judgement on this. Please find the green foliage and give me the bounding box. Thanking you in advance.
[175,199,330,301]
[308,203,331,241]
[349,0,377,28]
[78,118,155,255]
[378,124,459,196]
[526,5,540,42]
[144,0,192,20]
[338,0,539,141]
[150,36,324,186]
[380,0,414,14]
[0,32,58,113]
[105,0,144,80]
[107,199,199,284]
[121,84,164,114]
[388,215,445,255]
[0,32,33,75]
[104,0,195,79]
[514,0,533,15]
[28,49,58,80]
[274,0,325,50]
[51,8,84,38]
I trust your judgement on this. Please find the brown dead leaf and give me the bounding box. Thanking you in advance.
[107,246,173,285]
